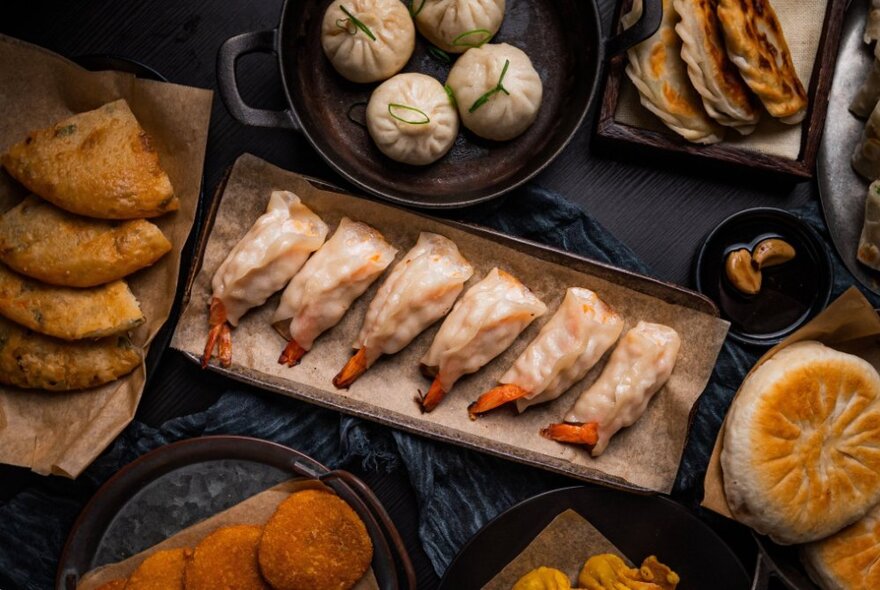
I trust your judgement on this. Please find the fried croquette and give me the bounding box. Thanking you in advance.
[94,579,127,590]
[1,99,178,219]
[258,489,373,590]
[184,524,270,590]
[125,548,188,590]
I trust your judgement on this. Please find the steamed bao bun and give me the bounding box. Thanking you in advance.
[321,0,415,83]
[447,43,543,141]
[415,0,506,54]
[366,73,459,165]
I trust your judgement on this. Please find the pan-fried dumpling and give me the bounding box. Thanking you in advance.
[418,267,546,412]
[273,217,398,366]
[851,60,880,119]
[722,342,880,545]
[414,0,505,54]
[0,264,144,341]
[802,503,880,590]
[333,232,473,388]
[321,0,415,83]
[1,99,177,219]
[866,0,880,44]
[716,0,808,124]
[622,0,724,144]
[446,43,542,141]
[859,181,880,271]
[469,288,623,418]
[0,316,141,391]
[673,0,760,134]
[853,100,880,180]
[0,196,171,287]
[366,73,459,165]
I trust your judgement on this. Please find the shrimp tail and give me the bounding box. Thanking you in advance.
[418,377,447,413]
[278,339,307,367]
[202,297,232,368]
[468,383,529,420]
[540,422,599,447]
[333,348,368,389]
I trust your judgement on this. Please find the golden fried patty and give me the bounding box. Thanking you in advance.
[0,263,144,340]
[184,524,270,590]
[94,579,127,590]
[1,99,177,219]
[0,195,171,287]
[258,489,373,590]
[125,548,188,590]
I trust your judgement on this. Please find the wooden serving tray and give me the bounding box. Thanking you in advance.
[171,154,729,494]
[595,0,849,179]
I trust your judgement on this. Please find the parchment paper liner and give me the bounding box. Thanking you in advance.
[482,509,629,590]
[171,153,730,493]
[77,479,378,589]
[0,34,213,477]
[702,286,880,518]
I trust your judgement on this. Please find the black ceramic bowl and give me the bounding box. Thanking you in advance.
[694,207,833,347]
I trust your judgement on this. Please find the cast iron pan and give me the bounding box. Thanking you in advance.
[216,0,662,208]
[440,486,751,589]
[56,436,415,590]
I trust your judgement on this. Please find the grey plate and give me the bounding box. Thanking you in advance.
[818,0,880,295]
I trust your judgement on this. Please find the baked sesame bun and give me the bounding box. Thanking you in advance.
[802,502,880,590]
[721,341,880,544]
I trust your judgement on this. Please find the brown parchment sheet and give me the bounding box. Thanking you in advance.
[0,34,213,477]
[77,479,379,589]
[172,153,730,493]
[615,0,828,159]
[482,509,628,590]
[703,287,880,518]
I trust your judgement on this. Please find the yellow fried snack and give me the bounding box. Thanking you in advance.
[578,554,680,590]
[0,99,177,219]
[512,566,572,590]
[258,489,373,590]
[184,524,270,590]
[125,548,188,590]
[0,264,144,340]
[0,316,141,390]
[0,196,171,287]
[95,580,127,590]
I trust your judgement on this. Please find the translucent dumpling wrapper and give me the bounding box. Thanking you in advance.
[203,190,328,367]
[418,267,547,412]
[321,0,415,83]
[414,0,506,54]
[333,232,473,388]
[859,181,880,271]
[866,0,880,44]
[850,59,880,119]
[468,287,623,418]
[543,321,680,457]
[273,217,397,366]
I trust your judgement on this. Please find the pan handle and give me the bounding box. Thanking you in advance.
[605,0,663,57]
[320,470,418,590]
[216,29,298,130]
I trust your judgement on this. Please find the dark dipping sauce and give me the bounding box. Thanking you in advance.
[695,208,832,347]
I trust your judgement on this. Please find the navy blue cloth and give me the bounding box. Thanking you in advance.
[0,188,876,588]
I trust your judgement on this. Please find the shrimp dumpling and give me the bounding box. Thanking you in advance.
[321,0,415,83]
[419,267,547,412]
[414,0,506,54]
[446,43,543,141]
[366,73,459,165]
[273,218,398,366]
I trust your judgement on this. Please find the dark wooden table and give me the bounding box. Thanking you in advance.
[1,0,817,588]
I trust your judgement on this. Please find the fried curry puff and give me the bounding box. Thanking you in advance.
[258,488,373,590]
[185,524,269,590]
[0,264,143,341]
[0,196,171,287]
[124,547,188,590]
[1,99,177,219]
[0,316,141,391]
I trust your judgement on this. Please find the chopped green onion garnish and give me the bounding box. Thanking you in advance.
[444,84,457,109]
[388,103,431,125]
[428,45,451,64]
[469,59,510,113]
[452,28,492,48]
[410,0,427,17]
[339,5,377,41]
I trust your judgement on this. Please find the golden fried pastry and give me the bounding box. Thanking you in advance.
[722,341,880,544]
[125,548,188,590]
[0,264,144,340]
[0,99,177,219]
[0,196,171,287]
[0,316,141,390]
[94,580,127,590]
[578,554,679,590]
[184,524,269,590]
[716,0,808,124]
[258,489,373,590]
[512,566,572,590]
[803,502,880,590]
